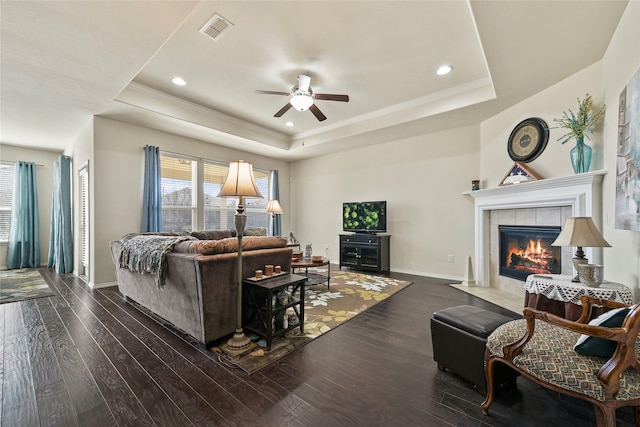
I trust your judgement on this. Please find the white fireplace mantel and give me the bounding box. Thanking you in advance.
[465,170,607,286]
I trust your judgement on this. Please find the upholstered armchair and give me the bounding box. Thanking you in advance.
[482,295,640,427]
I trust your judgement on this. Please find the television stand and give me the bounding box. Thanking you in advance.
[339,234,390,273]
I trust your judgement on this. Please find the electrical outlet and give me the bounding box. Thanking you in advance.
[325,244,329,250]
[447,255,454,263]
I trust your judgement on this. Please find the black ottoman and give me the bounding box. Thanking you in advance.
[431,305,518,394]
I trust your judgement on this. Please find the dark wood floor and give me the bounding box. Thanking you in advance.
[1,267,637,426]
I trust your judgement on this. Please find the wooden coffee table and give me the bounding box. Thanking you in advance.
[291,257,331,289]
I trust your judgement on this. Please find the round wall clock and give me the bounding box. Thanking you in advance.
[507,117,549,163]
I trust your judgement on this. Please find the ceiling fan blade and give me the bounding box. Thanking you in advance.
[298,74,311,92]
[314,93,349,102]
[256,90,290,96]
[309,104,327,121]
[274,103,293,118]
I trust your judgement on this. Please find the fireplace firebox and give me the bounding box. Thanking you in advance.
[499,225,562,281]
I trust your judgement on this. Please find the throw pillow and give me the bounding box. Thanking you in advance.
[244,227,267,236]
[574,307,630,358]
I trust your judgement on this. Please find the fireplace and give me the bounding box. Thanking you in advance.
[499,225,562,281]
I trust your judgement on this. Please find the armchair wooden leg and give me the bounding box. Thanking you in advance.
[634,406,640,425]
[593,404,616,427]
[481,356,496,415]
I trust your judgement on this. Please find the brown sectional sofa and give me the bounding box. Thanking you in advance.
[110,230,292,347]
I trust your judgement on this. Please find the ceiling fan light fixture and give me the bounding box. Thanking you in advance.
[289,93,314,111]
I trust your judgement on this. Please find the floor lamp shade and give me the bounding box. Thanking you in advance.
[266,199,283,236]
[217,160,263,199]
[266,199,283,214]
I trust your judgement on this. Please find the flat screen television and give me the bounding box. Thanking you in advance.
[343,201,387,234]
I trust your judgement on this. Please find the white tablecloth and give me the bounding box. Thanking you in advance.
[524,274,633,305]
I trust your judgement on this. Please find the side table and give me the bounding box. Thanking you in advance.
[524,274,633,321]
[242,273,307,350]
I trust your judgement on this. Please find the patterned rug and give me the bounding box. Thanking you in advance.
[214,269,412,374]
[0,268,54,305]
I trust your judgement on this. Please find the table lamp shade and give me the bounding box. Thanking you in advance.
[266,199,283,214]
[217,160,263,198]
[552,217,611,248]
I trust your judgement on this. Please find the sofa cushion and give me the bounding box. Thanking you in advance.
[173,236,287,255]
[174,239,226,255]
[190,230,234,240]
[221,236,286,252]
[574,307,630,357]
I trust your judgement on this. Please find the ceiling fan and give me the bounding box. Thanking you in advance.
[256,74,349,121]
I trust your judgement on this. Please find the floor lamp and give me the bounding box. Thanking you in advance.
[217,160,263,352]
[265,199,283,236]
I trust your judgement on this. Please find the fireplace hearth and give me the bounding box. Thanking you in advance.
[499,225,561,281]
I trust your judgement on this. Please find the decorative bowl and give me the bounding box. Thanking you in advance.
[311,255,323,262]
[577,264,604,287]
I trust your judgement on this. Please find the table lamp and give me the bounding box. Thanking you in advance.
[552,217,611,282]
[265,199,283,236]
[217,160,263,352]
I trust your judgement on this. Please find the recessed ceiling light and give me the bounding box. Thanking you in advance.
[436,65,452,76]
[172,77,187,86]
[285,121,294,127]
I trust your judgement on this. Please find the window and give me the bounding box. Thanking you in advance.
[160,155,195,232]
[0,162,15,242]
[160,154,270,232]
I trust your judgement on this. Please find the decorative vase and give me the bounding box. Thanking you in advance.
[577,264,604,287]
[569,136,592,174]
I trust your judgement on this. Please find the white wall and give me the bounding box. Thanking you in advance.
[290,124,480,279]
[289,1,640,288]
[602,0,640,293]
[480,62,604,187]
[0,144,62,269]
[92,117,291,286]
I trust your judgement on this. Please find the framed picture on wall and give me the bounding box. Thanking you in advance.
[615,66,640,231]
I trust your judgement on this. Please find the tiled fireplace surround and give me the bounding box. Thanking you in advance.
[468,170,606,300]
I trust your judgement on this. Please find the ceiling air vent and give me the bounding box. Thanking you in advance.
[199,13,234,42]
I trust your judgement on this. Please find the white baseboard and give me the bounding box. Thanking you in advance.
[91,281,118,289]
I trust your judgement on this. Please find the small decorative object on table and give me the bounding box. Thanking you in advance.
[304,244,312,260]
[311,255,323,262]
[577,264,604,287]
[277,289,291,305]
[554,93,606,174]
[288,231,298,244]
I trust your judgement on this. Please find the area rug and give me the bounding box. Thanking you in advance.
[214,269,412,374]
[0,268,54,305]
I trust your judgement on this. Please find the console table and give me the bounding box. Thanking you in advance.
[524,274,633,321]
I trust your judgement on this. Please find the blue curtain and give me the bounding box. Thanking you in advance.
[6,161,40,269]
[48,155,73,273]
[141,145,162,232]
[270,170,281,236]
